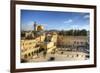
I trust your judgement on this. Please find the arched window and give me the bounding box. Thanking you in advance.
[24,54,27,58]
[76,54,79,57]
[72,55,74,58]
[28,53,31,56]
[31,52,34,56]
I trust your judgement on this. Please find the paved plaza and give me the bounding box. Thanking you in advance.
[27,48,89,62]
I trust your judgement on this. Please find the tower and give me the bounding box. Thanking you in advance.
[34,21,37,31]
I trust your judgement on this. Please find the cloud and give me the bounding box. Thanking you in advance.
[72,24,89,30]
[64,19,73,24]
[21,21,34,31]
[41,24,47,27]
[27,21,34,25]
[84,15,90,19]
[21,24,33,31]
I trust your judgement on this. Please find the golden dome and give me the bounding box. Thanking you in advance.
[36,25,44,31]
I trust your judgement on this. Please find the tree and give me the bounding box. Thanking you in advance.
[80,29,87,36]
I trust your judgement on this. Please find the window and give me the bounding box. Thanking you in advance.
[74,41,76,44]
[77,42,79,44]
[31,52,34,56]
[76,54,79,57]
[23,43,24,46]
[28,53,31,56]
[24,54,27,58]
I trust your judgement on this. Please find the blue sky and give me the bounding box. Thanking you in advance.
[21,10,90,31]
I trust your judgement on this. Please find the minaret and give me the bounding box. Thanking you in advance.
[34,21,37,31]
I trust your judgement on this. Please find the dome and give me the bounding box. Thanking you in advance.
[37,25,44,31]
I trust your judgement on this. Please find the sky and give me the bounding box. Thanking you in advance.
[21,10,90,31]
